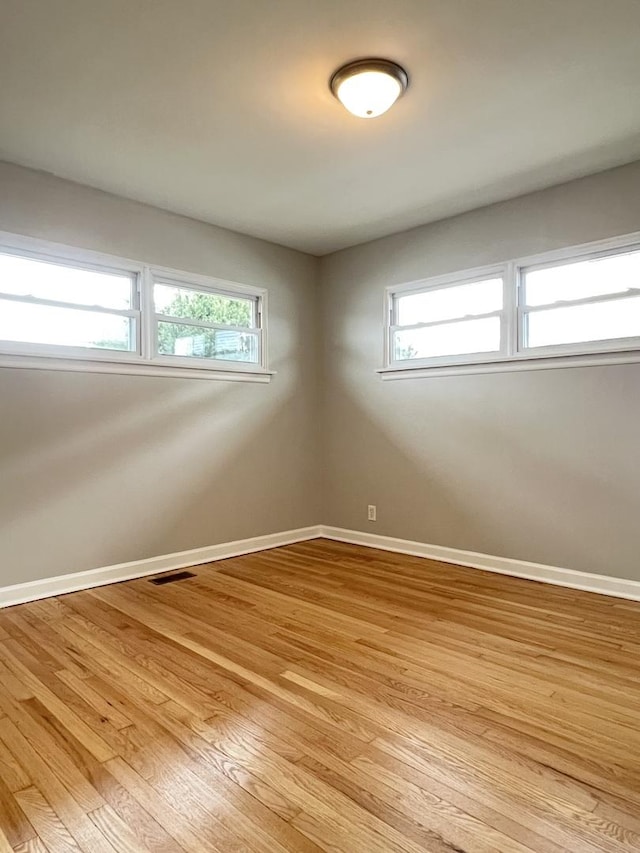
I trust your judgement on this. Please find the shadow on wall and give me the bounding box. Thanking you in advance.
[0,358,313,585]
[323,335,640,580]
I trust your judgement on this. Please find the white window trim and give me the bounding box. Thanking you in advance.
[0,231,273,382]
[380,230,640,379]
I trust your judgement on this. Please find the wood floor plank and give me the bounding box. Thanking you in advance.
[85,763,183,853]
[0,774,36,847]
[0,832,17,853]
[0,735,31,792]
[87,804,152,853]
[0,644,116,763]
[12,837,51,853]
[104,756,224,853]
[12,788,80,853]
[54,672,132,732]
[0,539,639,852]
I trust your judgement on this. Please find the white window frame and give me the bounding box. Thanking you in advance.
[384,266,509,371]
[380,231,640,379]
[0,231,272,382]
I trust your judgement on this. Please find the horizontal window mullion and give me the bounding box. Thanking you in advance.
[521,289,640,313]
[154,314,259,334]
[0,291,138,317]
[389,351,503,370]
[518,336,640,357]
[151,353,265,370]
[391,309,504,332]
[0,339,141,360]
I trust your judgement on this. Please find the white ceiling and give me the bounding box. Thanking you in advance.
[1,0,640,255]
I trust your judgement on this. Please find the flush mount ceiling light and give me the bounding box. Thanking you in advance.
[330,58,409,118]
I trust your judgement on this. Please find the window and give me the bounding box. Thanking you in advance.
[0,233,269,380]
[384,234,640,375]
[520,248,640,353]
[0,252,138,354]
[390,273,505,365]
[153,278,261,365]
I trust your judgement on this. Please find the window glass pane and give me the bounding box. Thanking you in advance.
[523,250,640,307]
[393,316,500,361]
[0,300,133,350]
[157,322,259,363]
[396,278,503,326]
[154,284,254,327]
[526,296,640,349]
[0,252,133,309]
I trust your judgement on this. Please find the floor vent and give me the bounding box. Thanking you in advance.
[149,571,196,586]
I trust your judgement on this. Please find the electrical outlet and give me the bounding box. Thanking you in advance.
[367,504,377,522]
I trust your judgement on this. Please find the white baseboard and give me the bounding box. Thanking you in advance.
[2,523,639,608]
[0,526,324,608]
[319,526,640,602]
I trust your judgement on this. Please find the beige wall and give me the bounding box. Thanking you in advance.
[320,161,640,581]
[0,162,321,585]
[2,159,640,589]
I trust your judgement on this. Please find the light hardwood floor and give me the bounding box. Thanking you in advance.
[0,539,639,852]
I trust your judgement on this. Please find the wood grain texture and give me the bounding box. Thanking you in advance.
[0,539,639,852]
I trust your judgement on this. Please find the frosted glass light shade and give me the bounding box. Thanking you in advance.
[330,59,408,119]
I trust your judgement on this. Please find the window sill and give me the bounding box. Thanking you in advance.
[0,353,274,382]
[377,349,640,380]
